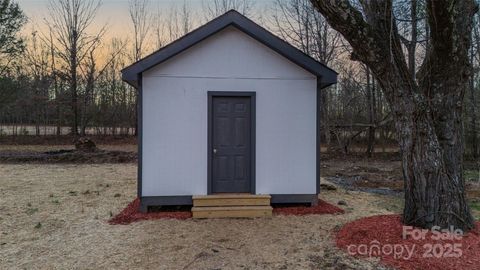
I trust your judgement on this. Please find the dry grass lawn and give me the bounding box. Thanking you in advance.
[1,164,401,269]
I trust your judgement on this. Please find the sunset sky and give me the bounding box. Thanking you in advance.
[18,0,193,38]
[14,0,274,66]
[16,0,271,40]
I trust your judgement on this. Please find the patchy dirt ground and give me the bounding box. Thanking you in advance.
[0,135,137,146]
[321,153,480,217]
[0,136,137,163]
[0,163,402,270]
[0,144,138,153]
[0,149,136,164]
[321,154,403,194]
[0,143,478,269]
[0,144,137,163]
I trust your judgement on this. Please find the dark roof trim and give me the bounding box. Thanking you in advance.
[121,10,337,89]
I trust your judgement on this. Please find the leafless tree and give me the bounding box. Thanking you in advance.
[272,0,341,146]
[79,37,128,136]
[129,0,151,61]
[365,65,377,157]
[180,1,193,36]
[311,0,477,231]
[46,0,105,135]
[395,0,423,81]
[45,24,62,135]
[102,38,132,135]
[162,1,195,43]
[202,0,253,20]
[272,0,339,63]
[152,8,164,50]
[129,0,151,136]
[24,30,52,136]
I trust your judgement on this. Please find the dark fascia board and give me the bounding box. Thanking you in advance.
[140,196,193,212]
[139,194,318,212]
[121,10,337,89]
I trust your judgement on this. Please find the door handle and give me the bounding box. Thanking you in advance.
[213,148,217,154]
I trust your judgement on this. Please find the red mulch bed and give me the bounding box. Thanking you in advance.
[273,199,345,215]
[109,198,192,225]
[110,198,344,224]
[336,215,480,270]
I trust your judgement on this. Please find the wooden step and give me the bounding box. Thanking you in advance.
[192,205,273,218]
[192,194,271,207]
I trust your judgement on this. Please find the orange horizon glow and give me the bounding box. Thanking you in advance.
[17,0,273,65]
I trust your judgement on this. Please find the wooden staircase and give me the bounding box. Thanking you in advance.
[192,194,272,218]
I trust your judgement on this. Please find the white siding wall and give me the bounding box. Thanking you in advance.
[142,27,317,196]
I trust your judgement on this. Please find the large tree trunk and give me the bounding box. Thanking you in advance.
[470,73,479,159]
[470,32,479,159]
[407,0,417,80]
[397,101,472,230]
[311,0,477,231]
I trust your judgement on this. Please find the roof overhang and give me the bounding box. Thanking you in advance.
[122,10,337,89]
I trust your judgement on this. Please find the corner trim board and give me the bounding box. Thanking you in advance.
[316,77,321,195]
[138,73,143,199]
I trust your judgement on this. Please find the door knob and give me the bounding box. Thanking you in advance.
[213,148,217,154]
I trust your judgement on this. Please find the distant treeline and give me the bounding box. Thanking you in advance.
[0,0,478,158]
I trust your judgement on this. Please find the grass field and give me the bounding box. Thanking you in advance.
[0,142,478,269]
[0,163,401,270]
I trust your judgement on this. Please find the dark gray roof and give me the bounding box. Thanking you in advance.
[121,10,337,88]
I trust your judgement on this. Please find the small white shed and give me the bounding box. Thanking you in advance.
[122,10,337,212]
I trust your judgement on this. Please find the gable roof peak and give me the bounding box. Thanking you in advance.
[122,10,337,89]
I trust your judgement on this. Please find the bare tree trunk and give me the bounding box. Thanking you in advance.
[47,0,103,136]
[70,42,78,135]
[321,89,330,146]
[312,0,477,231]
[408,0,417,80]
[470,82,479,159]
[48,29,61,136]
[272,0,339,150]
[470,31,479,159]
[129,0,151,137]
[366,67,376,157]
